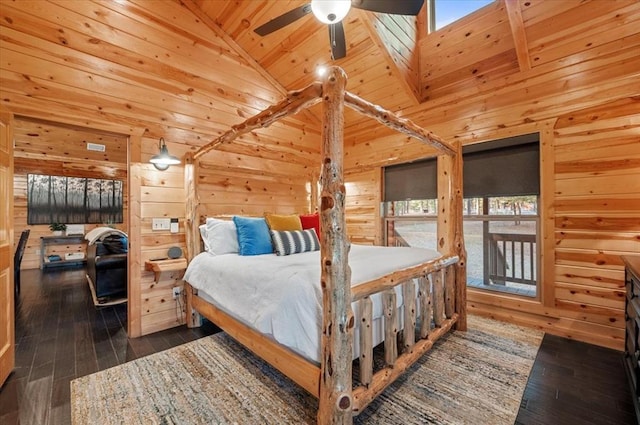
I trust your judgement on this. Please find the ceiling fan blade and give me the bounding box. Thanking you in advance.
[351,0,425,15]
[329,22,347,60]
[254,3,312,36]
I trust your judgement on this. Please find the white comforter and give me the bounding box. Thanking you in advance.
[184,244,440,363]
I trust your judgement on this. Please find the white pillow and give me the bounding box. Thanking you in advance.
[199,224,210,252]
[205,218,239,255]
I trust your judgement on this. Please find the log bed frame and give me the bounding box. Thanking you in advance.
[183,66,467,425]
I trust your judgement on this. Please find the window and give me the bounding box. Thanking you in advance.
[428,0,494,32]
[383,134,540,298]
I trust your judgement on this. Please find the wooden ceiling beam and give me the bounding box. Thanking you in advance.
[179,0,322,128]
[356,10,420,106]
[504,0,532,72]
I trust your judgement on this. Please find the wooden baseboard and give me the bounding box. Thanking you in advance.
[468,303,624,350]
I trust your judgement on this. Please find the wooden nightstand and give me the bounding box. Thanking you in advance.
[145,258,188,283]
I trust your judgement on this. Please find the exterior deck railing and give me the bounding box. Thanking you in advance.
[486,232,536,286]
[384,215,538,290]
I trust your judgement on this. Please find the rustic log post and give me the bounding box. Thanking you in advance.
[184,152,202,327]
[418,276,432,338]
[432,270,445,327]
[437,149,466,330]
[402,281,416,352]
[444,266,455,319]
[318,66,354,425]
[383,289,398,365]
[452,141,467,331]
[184,153,199,262]
[359,297,373,387]
[437,153,453,256]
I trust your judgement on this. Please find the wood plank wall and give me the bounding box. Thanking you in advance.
[469,102,640,350]
[345,100,639,350]
[12,119,128,270]
[345,169,382,245]
[138,136,188,335]
[196,150,313,219]
[552,101,640,344]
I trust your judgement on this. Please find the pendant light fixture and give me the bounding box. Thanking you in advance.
[150,137,180,171]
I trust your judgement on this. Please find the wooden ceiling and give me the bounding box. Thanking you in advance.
[1,0,638,169]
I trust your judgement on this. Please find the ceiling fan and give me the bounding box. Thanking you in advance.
[254,0,425,60]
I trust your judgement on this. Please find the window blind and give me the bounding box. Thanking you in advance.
[383,133,539,201]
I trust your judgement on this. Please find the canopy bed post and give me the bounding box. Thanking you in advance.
[318,66,354,425]
[184,152,202,328]
[181,65,466,424]
[437,144,467,331]
[452,141,467,330]
[185,152,199,263]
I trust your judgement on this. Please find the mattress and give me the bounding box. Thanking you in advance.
[184,244,440,363]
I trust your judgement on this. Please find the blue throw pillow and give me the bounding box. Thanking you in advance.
[233,216,273,256]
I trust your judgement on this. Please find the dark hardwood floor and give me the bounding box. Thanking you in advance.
[0,267,636,424]
[516,333,637,425]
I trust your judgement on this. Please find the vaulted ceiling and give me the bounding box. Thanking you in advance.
[1,0,638,169]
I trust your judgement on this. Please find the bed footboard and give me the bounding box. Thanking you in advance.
[185,253,459,416]
[350,255,460,414]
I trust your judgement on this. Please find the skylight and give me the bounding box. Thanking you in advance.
[432,0,494,31]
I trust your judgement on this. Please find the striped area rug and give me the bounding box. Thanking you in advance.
[71,316,543,424]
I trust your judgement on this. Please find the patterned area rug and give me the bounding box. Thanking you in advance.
[71,316,543,424]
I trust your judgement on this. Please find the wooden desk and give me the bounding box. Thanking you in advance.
[41,235,87,270]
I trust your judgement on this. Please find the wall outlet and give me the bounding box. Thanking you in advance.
[152,218,171,231]
[172,287,181,299]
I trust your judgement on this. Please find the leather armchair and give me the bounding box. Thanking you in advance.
[86,230,128,304]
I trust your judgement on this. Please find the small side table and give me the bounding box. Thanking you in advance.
[41,235,87,270]
[145,258,188,283]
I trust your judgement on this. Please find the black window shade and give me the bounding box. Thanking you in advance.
[384,133,539,201]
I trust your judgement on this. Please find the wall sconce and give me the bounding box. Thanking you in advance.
[150,137,180,171]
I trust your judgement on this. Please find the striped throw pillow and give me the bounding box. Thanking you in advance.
[270,229,320,256]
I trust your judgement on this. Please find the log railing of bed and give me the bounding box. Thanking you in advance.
[183,66,467,425]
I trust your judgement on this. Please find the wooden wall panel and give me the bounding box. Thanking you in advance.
[0,0,318,142]
[347,100,639,350]
[345,169,381,245]
[419,1,519,102]
[138,136,191,336]
[12,119,128,270]
[548,103,640,347]
[195,152,312,220]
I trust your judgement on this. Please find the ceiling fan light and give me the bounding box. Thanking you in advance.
[311,0,351,24]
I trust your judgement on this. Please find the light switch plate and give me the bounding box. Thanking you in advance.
[152,218,171,231]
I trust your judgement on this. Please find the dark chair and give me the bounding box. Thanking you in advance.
[86,232,128,304]
[14,229,30,295]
